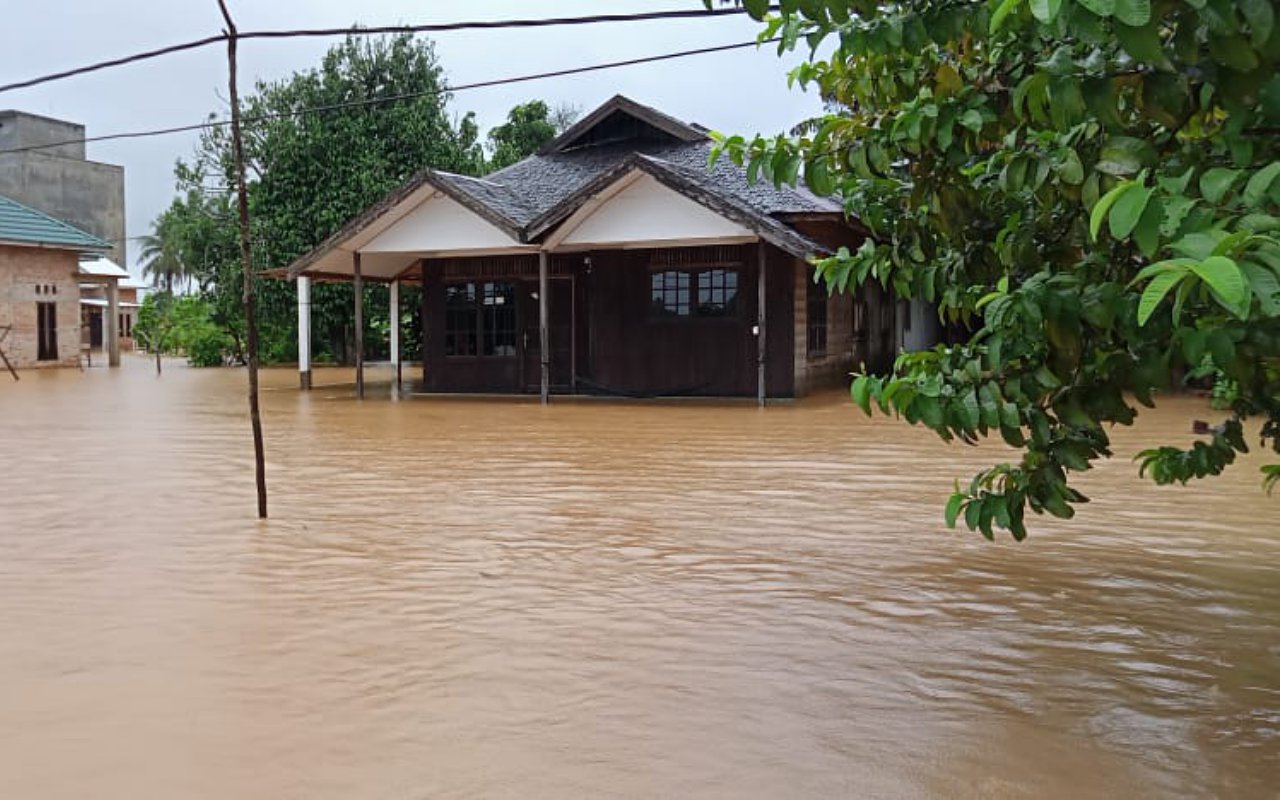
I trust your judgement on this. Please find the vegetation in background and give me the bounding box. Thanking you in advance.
[144,34,561,367]
[134,292,230,368]
[486,100,581,170]
[712,0,1280,537]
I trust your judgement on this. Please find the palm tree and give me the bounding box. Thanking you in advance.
[139,212,188,292]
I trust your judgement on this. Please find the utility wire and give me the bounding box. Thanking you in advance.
[0,38,778,156]
[0,7,771,95]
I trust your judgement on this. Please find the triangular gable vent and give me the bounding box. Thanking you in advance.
[540,95,707,155]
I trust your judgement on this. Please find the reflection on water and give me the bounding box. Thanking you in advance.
[1,358,1277,799]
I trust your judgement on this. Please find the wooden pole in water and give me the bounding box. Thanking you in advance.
[217,0,268,519]
[539,250,549,404]
[353,251,364,400]
[757,243,767,407]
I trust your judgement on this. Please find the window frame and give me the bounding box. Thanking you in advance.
[647,263,744,323]
[442,280,519,360]
[806,274,829,359]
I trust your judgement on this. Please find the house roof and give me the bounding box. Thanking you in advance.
[78,255,130,279]
[0,194,110,252]
[285,95,849,279]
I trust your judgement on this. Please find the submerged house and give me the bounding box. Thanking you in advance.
[284,96,933,401]
[0,194,115,370]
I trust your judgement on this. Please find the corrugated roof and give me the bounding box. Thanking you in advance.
[0,194,109,251]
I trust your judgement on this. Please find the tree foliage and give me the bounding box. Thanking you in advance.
[711,0,1280,538]
[487,100,559,170]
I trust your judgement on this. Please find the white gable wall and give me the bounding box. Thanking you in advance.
[554,173,756,251]
[362,193,519,253]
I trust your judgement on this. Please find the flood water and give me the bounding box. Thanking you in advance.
[1,357,1278,799]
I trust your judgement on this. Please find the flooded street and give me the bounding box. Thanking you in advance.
[1,357,1278,799]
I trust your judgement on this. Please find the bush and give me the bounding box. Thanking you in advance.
[184,325,230,367]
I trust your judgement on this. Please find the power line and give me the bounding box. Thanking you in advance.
[0,38,778,156]
[0,7,770,95]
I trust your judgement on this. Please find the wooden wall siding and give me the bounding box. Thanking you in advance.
[577,244,794,398]
[419,245,797,397]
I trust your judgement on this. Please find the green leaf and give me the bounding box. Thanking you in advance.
[742,0,770,19]
[1200,167,1242,204]
[990,0,1025,33]
[958,108,985,132]
[1191,256,1250,317]
[1054,148,1084,185]
[1077,0,1115,16]
[1243,163,1280,208]
[1115,20,1170,68]
[1097,137,1155,176]
[851,375,874,415]
[1113,0,1151,26]
[1241,260,1280,314]
[1138,268,1187,325]
[1109,184,1152,239]
[1091,180,1135,240]
[1240,0,1275,48]
[1133,195,1164,257]
[1029,0,1063,23]
[945,493,965,528]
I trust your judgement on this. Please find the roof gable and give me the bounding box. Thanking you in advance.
[538,95,707,155]
[0,194,109,252]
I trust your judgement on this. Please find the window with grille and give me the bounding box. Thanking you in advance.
[650,270,691,317]
[444,281,517,357]
[807,275,828,357]
[697,269,739,317]
[481,282,517,356]
[444,282,478,356]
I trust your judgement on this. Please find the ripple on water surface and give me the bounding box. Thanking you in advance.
[0,359,1278,799]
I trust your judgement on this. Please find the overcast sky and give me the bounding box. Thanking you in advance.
[0,0,821,275]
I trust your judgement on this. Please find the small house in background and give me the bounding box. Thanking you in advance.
[283,96,940,401]
[0,194,112,370]
[78,256,145,354]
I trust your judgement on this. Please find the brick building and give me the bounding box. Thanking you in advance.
[0,194,111,369]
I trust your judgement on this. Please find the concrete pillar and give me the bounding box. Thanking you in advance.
[390,279,401,392]
[106,278,120,368]
[298,275,311,390]
[756,243,767,407]
[353,252,364,399]
[539,251,549,405]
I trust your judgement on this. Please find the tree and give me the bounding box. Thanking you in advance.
[170,33,487,364]
[711,0,1280,539]
[487,100,560,170]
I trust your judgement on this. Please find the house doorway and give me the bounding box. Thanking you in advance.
[37,302,58,361]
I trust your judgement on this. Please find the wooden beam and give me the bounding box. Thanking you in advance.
[354,250,364,399]
[757,243,767,407]
[539,250,550,404]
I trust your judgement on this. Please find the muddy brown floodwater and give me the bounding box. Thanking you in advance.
[1,357,1278,799]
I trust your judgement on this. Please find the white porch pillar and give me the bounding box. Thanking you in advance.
[390,279,401,392]
[297,275,312,390]
[106,278,120,368]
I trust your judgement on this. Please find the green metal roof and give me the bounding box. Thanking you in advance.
[0,193,109,251]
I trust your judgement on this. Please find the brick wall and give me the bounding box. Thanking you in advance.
[791,258,859,397]
[0,244,83,368]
